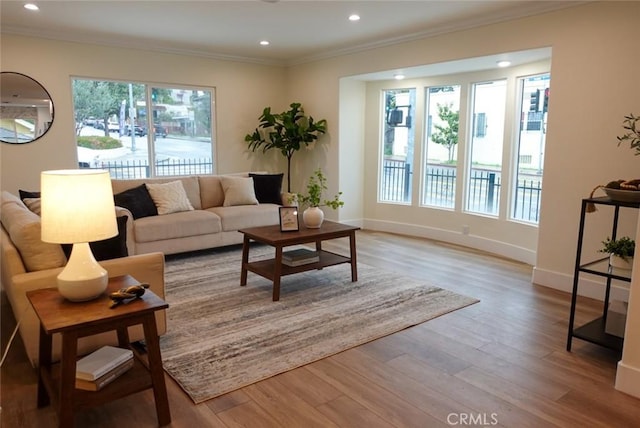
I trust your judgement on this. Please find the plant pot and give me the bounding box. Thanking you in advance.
[609,254,633,271]
[303,206,324,228]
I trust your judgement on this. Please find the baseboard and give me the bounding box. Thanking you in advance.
[616,361,640,398]
[361,218,536,265]
[532,267,630,301]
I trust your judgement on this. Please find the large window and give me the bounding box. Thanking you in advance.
[380,88,415,203]
[466,80,507,216]
[72,78,214,178]
[513,73,549,223]
[422,85,461,208]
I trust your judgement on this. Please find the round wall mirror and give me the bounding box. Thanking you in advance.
[0,72,54,144]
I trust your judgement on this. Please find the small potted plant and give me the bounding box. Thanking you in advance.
[600,236,635,270]
[290,168,343,228]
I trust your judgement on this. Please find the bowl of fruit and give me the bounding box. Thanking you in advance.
[603,179,640,202]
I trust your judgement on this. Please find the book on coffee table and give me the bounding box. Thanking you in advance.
[76,357,134,391]
[76,345,134,381]
[282,248,319,266]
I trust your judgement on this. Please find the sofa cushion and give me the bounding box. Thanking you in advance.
[221,176,259,207]
[198,175,225,209]
[249,173,283,205]
[113,184,158,219]
[146,180,195,215]
[133,210,222,243]
[0,197,67,272]
[209,204,280,232]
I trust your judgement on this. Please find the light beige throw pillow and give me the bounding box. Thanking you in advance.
[221,176,259,207]
[146,180,195,215]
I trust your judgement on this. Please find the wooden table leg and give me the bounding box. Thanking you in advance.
[273,246,283,301]
[349,231,358,282]
[142,315,171,426]
[240,235,250,286]
[117,326,130,348]
[58,331,79,428]
[36,324,51,408]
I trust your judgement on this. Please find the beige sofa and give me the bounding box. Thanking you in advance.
[111,173,282,256]
[0,190,166,367]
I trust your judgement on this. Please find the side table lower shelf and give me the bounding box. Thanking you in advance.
[42,357,153,411]
[571,317,623,352]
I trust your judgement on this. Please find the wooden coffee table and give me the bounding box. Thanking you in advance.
[239,220,360,301]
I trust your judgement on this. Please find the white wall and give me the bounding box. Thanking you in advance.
[0,34,287,194]
[287,1,640,293]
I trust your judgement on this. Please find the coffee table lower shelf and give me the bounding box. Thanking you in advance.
[244,250,349,279]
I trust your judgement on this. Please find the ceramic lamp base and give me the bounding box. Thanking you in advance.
[57,242,108,302]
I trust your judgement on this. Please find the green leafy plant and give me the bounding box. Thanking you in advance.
[599,236,635,260]
[291,168,343,209]
[244,103,327,192]
[616,113,640,155]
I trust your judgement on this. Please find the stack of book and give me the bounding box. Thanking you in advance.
[75,345,134,391]
[282,248,320,267]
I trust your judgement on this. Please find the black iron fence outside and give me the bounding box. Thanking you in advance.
[80,158,213,179]
[85,157,540,222]
[382,160,542,222]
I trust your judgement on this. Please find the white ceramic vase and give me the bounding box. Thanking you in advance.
[303,206,324,228]
[609,254,633,271]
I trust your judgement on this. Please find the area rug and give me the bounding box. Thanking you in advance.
[160,245,478,403]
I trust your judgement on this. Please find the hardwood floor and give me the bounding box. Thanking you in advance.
[2,230,639,427]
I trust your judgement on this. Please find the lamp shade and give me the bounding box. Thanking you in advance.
[40,169,117,301]
[41,169,117,244]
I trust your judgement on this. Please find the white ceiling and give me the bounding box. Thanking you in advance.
[1,0,583,67]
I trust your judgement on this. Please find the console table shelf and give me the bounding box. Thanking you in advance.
[566,196,638,353]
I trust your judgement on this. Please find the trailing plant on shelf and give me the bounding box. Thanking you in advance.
[599,236,635,261]
[291,168,343,209]
[244,103,327,192]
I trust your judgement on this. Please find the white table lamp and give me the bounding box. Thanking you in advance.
[41,169,117,302]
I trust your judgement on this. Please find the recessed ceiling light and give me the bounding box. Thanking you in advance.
[348,14,360,22]
[497,60,511,68]
[394,74,405,80]
[260,40,270,46]
[24,3,39,11]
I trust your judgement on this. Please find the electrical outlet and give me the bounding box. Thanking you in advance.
[462,225,470,235]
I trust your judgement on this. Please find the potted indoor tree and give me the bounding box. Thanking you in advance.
[244,103,327,193]
[600,236,635,270]
[290,168,343,228]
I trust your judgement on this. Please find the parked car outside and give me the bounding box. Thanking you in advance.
[154,124,167,138]
[124,125,147,136]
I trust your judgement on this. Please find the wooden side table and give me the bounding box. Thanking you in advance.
[27,275,171,427]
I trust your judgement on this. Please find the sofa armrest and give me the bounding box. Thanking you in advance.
[8,252,166,367]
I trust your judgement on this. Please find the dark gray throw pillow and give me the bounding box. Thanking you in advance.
[249,173,284,205]
[62,215,128,261]
[19,189,41,200]
[113,184,158,219]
